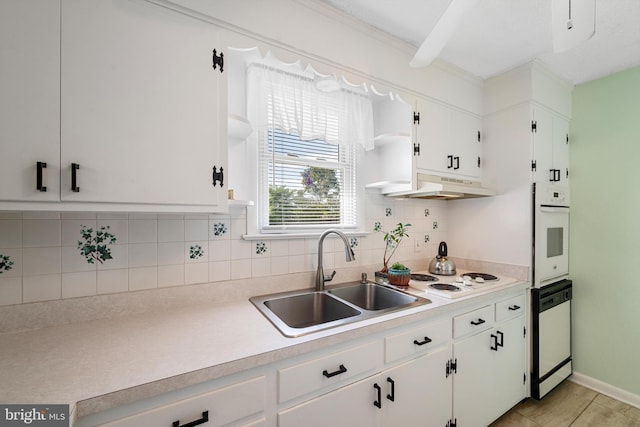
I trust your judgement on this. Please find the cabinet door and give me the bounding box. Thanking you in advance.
[278,375,380,427]
[531,107,554,183]
[61,0,227,208]
[0,0,60,202]
[492,315,527,418]
[450,110,482,179]
[382,346,452,427]
[415,99,450,174]
[552,116,570,184]
[453,329,496,427]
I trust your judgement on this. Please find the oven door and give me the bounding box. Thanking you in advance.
[535,205,569,287]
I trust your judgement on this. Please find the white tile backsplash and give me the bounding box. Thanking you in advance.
[22,247,61,276]
[1,196,448,307]
[23,274,61,303]
[0,219,22,248]
[0,277,22,306]
[62,271,97,299]
[22,220,61,247]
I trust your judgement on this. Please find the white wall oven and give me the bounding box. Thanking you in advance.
[533,184,570,288]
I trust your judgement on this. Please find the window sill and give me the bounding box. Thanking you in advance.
[242,231,369,241]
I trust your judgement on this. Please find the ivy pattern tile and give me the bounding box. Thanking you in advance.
[77,225,117,264]
[189,244,204,260]
[373,221,382,232]
[424,234,430,243]
[212,222,228,237]
[385,208,392,217]
[433,221,438,230]
[350,237,359,249]
[255,242,267,255]
[424,208,430,217]
[0,254,14,274]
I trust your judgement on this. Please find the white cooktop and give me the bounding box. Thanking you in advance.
[408,269,519,299]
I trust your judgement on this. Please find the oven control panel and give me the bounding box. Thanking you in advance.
[537,184,570,206]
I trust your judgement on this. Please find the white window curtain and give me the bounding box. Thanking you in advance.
[247,62,374,151]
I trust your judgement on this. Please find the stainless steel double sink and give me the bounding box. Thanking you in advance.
[250,281,431,337]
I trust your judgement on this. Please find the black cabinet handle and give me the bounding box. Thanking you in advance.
[470,318,485,326]
[508,305,521,311]
[71,163,80,192]
[447,155,453,169]
[373,383,382,408]
[323,364,347,378]
[172,411,208,427]
[497,330,504,347]
[36,161,47,192]
[454,156,460,170]
[490,334,499,351]
[386,377,395,402]
[413,336,432,346]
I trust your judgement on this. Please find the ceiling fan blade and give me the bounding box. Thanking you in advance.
[410,0,480,68]
[552,0,596,53]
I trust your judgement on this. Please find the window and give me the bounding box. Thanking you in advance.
[261,129,357,230]
[247,61,373,234]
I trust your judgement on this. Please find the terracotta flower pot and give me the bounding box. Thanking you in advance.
[388,268,410,286]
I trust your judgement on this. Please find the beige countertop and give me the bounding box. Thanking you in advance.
[0,275,527,425]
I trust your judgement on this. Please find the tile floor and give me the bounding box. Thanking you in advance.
[490,381,640,426]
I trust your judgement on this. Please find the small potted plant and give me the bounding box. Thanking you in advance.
[388,262,411,286]
[376,222,411,273]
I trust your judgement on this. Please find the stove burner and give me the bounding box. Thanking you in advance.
[464,272,498,281]
[429,283,461,292]
[410,273,438,282]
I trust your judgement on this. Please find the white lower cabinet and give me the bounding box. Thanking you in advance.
[93,376,265,427]
[278,346,452,427]
[453,293,527,427]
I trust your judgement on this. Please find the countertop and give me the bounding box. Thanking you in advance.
[0,273,527,425]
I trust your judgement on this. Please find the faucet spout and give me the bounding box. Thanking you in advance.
[315,229,355,292]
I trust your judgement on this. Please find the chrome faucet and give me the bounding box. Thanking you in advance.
[315,229,356,291]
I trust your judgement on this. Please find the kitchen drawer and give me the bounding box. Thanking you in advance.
[99,376,265,427]
[384,316,451,364]
[495,293,526,322]
[278,340,381,404]
[453,305,494,339]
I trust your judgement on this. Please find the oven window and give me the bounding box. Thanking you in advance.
[547,227,564,257]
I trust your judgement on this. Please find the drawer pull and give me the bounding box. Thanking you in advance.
[413,336,433,346]
[36,161,47,192]
[386,377,395,402]
[172,411,209,427]
[373,383,382,408]
[323,364,347,378]
[491,334,499,351]
[508,304,521,311]
[470,318,485,326]
[71,163,80,192]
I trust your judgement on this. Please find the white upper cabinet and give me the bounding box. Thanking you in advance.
[415,100,482,180]
[532,106,570,184]
[60,0,228,210]
[0,0,61,202]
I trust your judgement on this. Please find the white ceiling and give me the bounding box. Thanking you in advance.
[321,0,640,85]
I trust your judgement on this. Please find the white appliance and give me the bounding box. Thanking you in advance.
[531,279,572,399]
[531,182,573,399]
[408,271,518,299]
[533,183,570,288]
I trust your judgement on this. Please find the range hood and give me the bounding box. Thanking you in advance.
[386,174,495,200]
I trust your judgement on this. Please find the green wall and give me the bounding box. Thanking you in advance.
[570,66,640,395]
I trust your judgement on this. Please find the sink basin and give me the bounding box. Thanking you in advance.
[264,292,361,329]
[251,281,431,337]
[328,282,419,310]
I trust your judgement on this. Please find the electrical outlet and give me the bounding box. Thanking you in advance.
[414,238,425,253]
